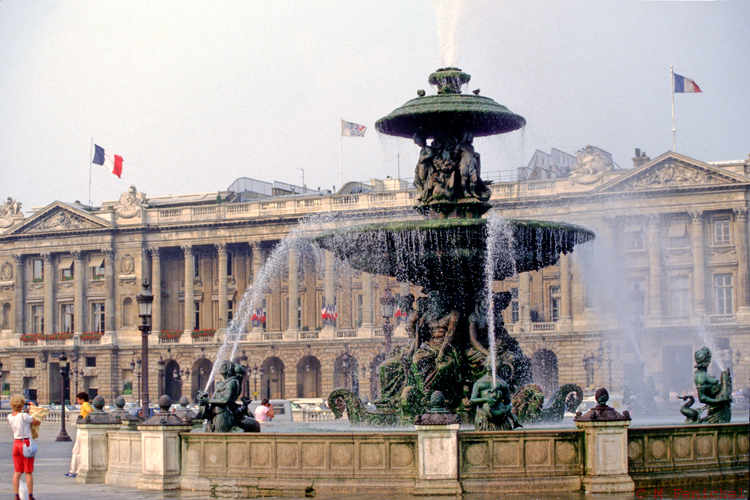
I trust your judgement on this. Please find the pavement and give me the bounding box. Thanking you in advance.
[2,421,747,499]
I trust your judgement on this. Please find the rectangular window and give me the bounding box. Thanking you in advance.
[194,301,200,330]
[25,358,35,369]
[61,304,74,333]
[226,251,233,277]
[713,217,731,245]
[669,276,690,317]
[85,356,96,368]
[510,287,519,323]
[32,259,44,282]
[714,274,733,315]
[549,286,561,322]
[625,230,644,250]
[90,256,105,279]
[298,296,302,328]
[31,305,44,334]
[92,302,105,333]
[227,300,234,322]
[668,218,689,248]
[628,279,646,316]
[194,257,200,279]
[356,294,363,327]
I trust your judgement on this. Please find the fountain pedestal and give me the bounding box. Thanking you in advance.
[75,422,122,484]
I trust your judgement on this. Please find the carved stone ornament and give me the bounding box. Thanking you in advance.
[115,185,149,219]
[120,254,135,274]
[570,145,613,185]
[0,262,12,281]
[27,210,90,232]
[629,162,712,191]
[0,197,23,228]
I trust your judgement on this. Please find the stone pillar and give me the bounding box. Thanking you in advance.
[251,242,264,333]
[73,251,84,334]
[149,248,162,334]
[519,272,531,331]
[11,253,24,336]
[103,248,115,334]
[574,419,634,493]
[217,243,228,333]
[75,422,121,484]
[42,252,54,334]
[182,245,194,334]
[321,250,336,339]
[413,424,462,496]
[359,272,373,331]
[647,217,662,318]
[560,252,572,321]
[136,423,192,490]
[690,211,706,315]
[733,208,750,314]
[286,246,299,338]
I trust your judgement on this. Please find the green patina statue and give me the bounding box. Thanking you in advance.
[679,347,732,424]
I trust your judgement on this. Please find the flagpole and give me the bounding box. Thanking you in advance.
[669,65,677,153]
[89,137,93,206]
[339,119,343,189]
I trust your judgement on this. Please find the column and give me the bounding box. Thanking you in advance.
[519,272,531,332]
[321,250,336,339]
[690,211,706,315]
[182,245,194,334]
[148,248,162,334]
[286,246,299,336]
[11,254,24,336]
[359,272,373,331]
[103,248,115,333]
[217,244,228,333]
[42,252,54,334]
[73,251,84,334]
[733,208,750,313]
[559,253,572,321]
[647,217,662,318]
[251,242,264,333]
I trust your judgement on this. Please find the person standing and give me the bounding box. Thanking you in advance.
[65,392,94,478]
[254,398,275,422]
[8,394,41,500]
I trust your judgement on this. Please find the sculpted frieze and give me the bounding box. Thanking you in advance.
[628,162,713,190]
[26,209,93,232]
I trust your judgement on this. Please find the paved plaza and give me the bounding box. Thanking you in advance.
[2,422,746,499]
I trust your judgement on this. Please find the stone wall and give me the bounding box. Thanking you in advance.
[628,423,749,488]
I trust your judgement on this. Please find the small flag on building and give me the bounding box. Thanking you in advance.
[341,119,366,137]
[673,73,702,94]
[92,144,123,178]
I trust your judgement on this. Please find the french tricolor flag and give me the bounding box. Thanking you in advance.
[673,74,702,94]
[92,144,123,178]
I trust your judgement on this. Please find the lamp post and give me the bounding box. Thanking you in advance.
[131,358,142,405]
[173,368,183,399]
[251,364,264,399]
[136,280,154,419]
[55,351,71,442]
[239,350,249,398]
[0,359,3,397]
[379,288,395,355]
[157,355,165,397]
[198,366,204,395]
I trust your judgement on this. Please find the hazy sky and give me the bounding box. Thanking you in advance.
[1,1,748,212]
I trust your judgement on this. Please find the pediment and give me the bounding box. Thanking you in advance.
[592,152,749,194]
[6,202,113,235]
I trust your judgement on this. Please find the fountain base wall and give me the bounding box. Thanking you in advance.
[79,422,748,496]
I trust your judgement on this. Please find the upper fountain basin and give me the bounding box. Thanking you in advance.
[313,218,594,292]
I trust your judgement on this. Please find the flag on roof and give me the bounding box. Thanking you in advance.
[673,74,702,94]
[341,119,366,137]
[92,144,123,178]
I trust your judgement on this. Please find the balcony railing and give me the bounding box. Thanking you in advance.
[335,329,357,339]
[660,316,691,326]
[707,314,736,325]
[531,322,557,332]
[262,332,283,341]
[298,331,319,340]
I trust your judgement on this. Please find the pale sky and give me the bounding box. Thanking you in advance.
[1,1,748,212]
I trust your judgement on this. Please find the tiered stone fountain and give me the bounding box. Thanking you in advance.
[315,68,594,428]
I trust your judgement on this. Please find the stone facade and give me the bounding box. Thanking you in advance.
[1,150,750,405]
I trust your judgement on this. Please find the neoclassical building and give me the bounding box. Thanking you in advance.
[0,149,748,405]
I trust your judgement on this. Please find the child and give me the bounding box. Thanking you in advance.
[8,394,41,500]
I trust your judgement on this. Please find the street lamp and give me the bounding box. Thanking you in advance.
[173,368,183,400]
[379,288,395,354]
[131,358,142,405]
[239,350,249,398]
[136,279,154,419]
[55,351,72,442]
[198,366,204,395]
[157,355,165,397]
[0,359,3,395]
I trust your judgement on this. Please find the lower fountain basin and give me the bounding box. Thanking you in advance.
[313,218,594,292]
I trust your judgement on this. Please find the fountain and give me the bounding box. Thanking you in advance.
[314,68,594,426]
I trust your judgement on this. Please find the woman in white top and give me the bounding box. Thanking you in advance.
[8,394,41,500]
